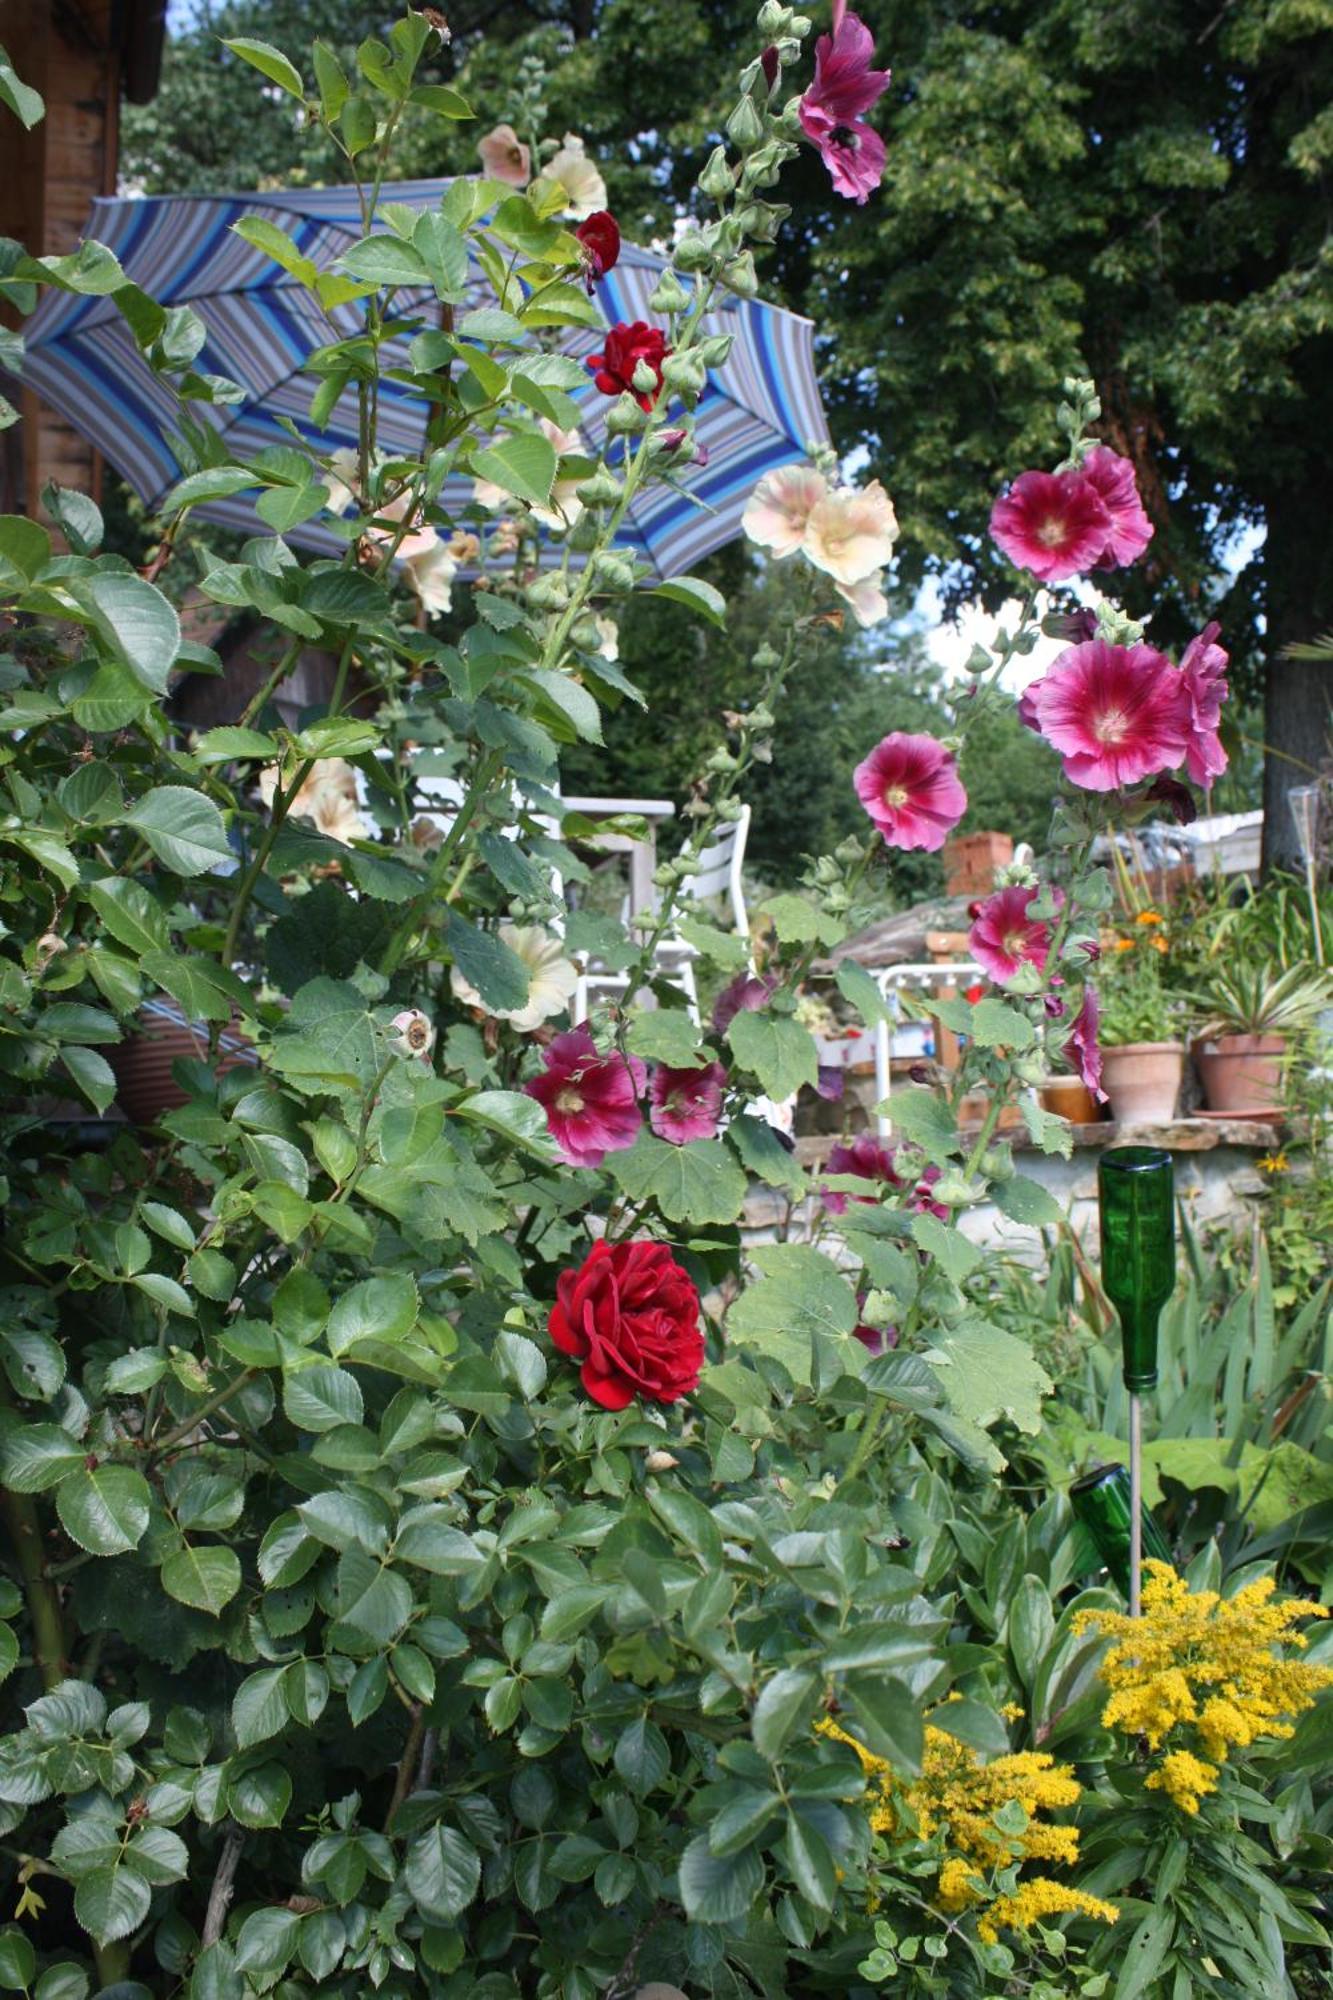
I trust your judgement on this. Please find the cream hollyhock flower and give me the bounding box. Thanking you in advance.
[477,123,530,187]
[490,519,522,557]
[742,464,829,557]
[531,420,586,531]
[594,615,619,661]
[835,572,890,627]
[323,445,362,516]
[258,758,367,847]
[450,924,579,1032]
[446,529,482,564]
[803,479,899,586]
[403,537,457,615]
[537,134,607,220]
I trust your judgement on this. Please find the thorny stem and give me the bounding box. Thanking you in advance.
[384,1706,426,1833]
[201,1825,246,1947]
[149,1371,255,1458]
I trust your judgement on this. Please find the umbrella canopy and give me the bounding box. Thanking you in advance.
[22,181,828,579]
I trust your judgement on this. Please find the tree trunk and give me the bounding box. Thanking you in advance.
[1259,485,1333,874]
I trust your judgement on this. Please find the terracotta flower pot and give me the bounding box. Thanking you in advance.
[1039,1074,1102,1125]
[1100,1040,1183,1125]
[1193,1033,1286,1116]
[105,997,257,1126]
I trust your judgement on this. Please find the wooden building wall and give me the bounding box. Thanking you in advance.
[0,2,163,521]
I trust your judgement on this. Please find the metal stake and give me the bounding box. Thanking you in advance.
[1128,1393,1143,1619]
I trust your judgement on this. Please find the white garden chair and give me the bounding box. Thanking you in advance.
[573,804,752,1025]
[871,959,982,1139]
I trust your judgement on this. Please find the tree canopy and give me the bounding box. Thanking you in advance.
[124,0,1329,864]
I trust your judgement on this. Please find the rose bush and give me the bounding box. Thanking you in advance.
[0,11,1327,2000]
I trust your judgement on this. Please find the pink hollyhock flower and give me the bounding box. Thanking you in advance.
[853,732,968,851]
[649,1061,726,1144]
[525,1026,646,1167]
[1178,621,1229,788]
[712,969,777,1035]
[1082,445,1154,568]
[1024,640,1191,791]
[989,468,1112,583]
[969,884,1063,984]
[1068,984,1107,1104]
[477,124,531,187]
[821,1135,902,1215]
[799,7,891,204]
[742,464,829,558]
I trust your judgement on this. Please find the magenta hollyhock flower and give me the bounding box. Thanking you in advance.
[712,969,777,1035]
[989,468,1112,583]
[1082,445,1154,568]
[798,7,891,204]
[820,1134,903,1215]
[1068,984,1107,1104]
[1024,639,1191,791]
[854,1318,898,1355]
[1178,621,1229,788]
[853,732,968,851]
[909,1163,950,1222]
[525,1026,646,1167]
[969,884,1063,984]
[1145,772,1198,824]
[649,1061,726,1144]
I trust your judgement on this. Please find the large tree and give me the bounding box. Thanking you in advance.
[127,0,1329,860]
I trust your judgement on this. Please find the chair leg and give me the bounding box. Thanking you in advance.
[875,1017,891,1140]
[678,956,700,1027]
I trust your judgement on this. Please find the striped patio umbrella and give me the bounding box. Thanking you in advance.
[22,182,828,578]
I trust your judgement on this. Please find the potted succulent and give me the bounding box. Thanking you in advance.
[1190,961,1333,1115]
[1098,933,1185,1124]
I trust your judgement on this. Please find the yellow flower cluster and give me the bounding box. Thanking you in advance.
[1074,1562,1333,1813]
[816,1713,1118,1941]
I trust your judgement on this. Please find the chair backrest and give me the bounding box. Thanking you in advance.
[683,804,750,936]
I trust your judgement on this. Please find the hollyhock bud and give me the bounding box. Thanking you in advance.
[698,146,736,200]
[648,269,692,314]
[758,1,792,33]
[389,1009,435,1063]
[727,97,765,149]
[724,251,760,297]
[760,44,781,87]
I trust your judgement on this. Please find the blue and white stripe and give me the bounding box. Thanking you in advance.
[23,181,829,580]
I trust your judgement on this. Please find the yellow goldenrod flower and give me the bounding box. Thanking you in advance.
[1257,1152,1289,1174]
[816,1710,1104,1933]
[978,1878,1120,1944]
[1074,1563,1332,1810]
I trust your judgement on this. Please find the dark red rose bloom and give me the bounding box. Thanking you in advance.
[574,210,620,291]
[588,320,670,411]
[549,1238,703,1410]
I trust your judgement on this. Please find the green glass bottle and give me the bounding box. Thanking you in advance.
[1098,1146,1175,1391]
[1070,1463,1173,1596]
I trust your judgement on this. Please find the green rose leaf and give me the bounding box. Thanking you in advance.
[55,1463,151,1555]
[125,787,231,875]
[74,573,180,694]
[470,433,557,509]
[222,36,305,98]
[677,1834,763,1923]
[405,1824,481,1922]
[283,1364,364,1433]
[650,575,727,628]
[160,1544,242,1616]
[327,1274,418,1356]
[232,1666,290,1752]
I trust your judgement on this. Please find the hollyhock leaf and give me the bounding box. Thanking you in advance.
[446,914,530,1014]
[909,1213,982,1284]
[992,1175,1063,1228]
[726,1011,817,1100]
[676,914,750,968]
[729,1246,860,1385]
[625,1011,709,1069]
[607,1131,746,1226]
[759,893,846,948]
[1019,1091,1074,1159]
[834,959,891,1028]
[877,1088,961,1159]
[727,1113,806,1196]
[923,1318,1052,1436]
[470,433,557,509]
[649,576,727,627]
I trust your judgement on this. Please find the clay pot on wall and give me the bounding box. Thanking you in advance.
[1039,1074,1102,1125]
[105,997,257,1126]
[1099,1041,1184,1125]
[1193,1033,1285,1116]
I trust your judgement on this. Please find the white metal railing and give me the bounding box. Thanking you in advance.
[871,960,982,1139]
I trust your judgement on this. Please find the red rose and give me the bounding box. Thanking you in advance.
[549,1239,703,1410]
[587,320,670,411]
[575,210,620,291]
